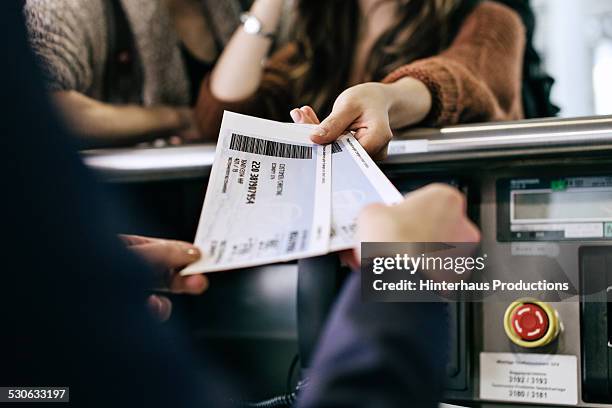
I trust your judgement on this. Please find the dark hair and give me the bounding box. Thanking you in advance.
[290,0,477,115]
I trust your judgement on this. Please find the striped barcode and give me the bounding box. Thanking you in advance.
[331,142,343,154]
[229,133,313,159]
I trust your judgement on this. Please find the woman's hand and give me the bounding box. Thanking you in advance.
[52,91,202,147]
[290,105,320,125]
[121,234,208,322]
[174,107,202,143]
[309,78,432,159]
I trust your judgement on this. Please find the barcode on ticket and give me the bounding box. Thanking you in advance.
[230,133,313,159]
[331,142,343,154]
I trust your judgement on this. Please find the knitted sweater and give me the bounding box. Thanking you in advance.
[24,0,248,106]
[195,1,525,140]
[24,0,190,106]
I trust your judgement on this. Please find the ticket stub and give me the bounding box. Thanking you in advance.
[327,134,403,251]
[182,112,331,274]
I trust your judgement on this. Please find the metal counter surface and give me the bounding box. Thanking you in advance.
[83,115,612,182]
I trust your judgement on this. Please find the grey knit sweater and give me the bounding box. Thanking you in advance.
[23,0,245,107]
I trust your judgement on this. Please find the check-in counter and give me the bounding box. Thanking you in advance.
[83,115,612,182]
[82,115,612,406]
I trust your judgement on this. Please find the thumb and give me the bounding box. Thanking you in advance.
[133,240,201,271]
[310,104,358,144]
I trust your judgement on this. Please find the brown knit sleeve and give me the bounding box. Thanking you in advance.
[383,1,526,126]
[194,44,298,141]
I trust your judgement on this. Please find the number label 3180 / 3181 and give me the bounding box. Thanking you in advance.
[480,352,578,406]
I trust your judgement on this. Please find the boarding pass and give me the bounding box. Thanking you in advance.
[182,111,402,274]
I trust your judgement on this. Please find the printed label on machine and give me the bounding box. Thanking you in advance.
[479,352,578,405]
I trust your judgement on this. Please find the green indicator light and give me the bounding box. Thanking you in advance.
[605,223,612,238]
[551,180,567,191]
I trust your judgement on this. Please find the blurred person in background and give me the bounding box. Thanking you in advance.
[195,0,526,158]
[23,0,265,147]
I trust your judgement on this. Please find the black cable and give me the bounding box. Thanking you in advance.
[230,378,308,408]
[235,393,295,408]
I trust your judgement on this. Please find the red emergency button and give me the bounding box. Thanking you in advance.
[503,299,561,348]
[510,303,549,341]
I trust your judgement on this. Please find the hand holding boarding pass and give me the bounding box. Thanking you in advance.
[181,111,402,275]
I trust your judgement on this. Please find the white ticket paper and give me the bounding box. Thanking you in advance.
[182,112,331,274]
[282,123,403,251]
[327,134,403,250]
[182,112,402,274]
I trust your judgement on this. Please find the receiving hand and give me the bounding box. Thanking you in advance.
[357,184,480,243]
[343,184,480,269]
[121,234,208,321]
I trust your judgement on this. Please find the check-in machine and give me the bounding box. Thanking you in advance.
[84,115,612,407]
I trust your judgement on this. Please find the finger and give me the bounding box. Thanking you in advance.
[414,184,480,242]
[147,294,172,322]
[132,240,201,270]
[403,183,461,215]
[300,106,320,124]
[289,108,303,124]
[339,249,360,270]
[169,273,209,295]
[353,125,392,158]
[422,183,467,213]
[311,105,358,144]
[119,234,155,247]
[371,142,390,161]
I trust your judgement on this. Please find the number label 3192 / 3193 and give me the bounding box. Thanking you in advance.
[480,352,578,406]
